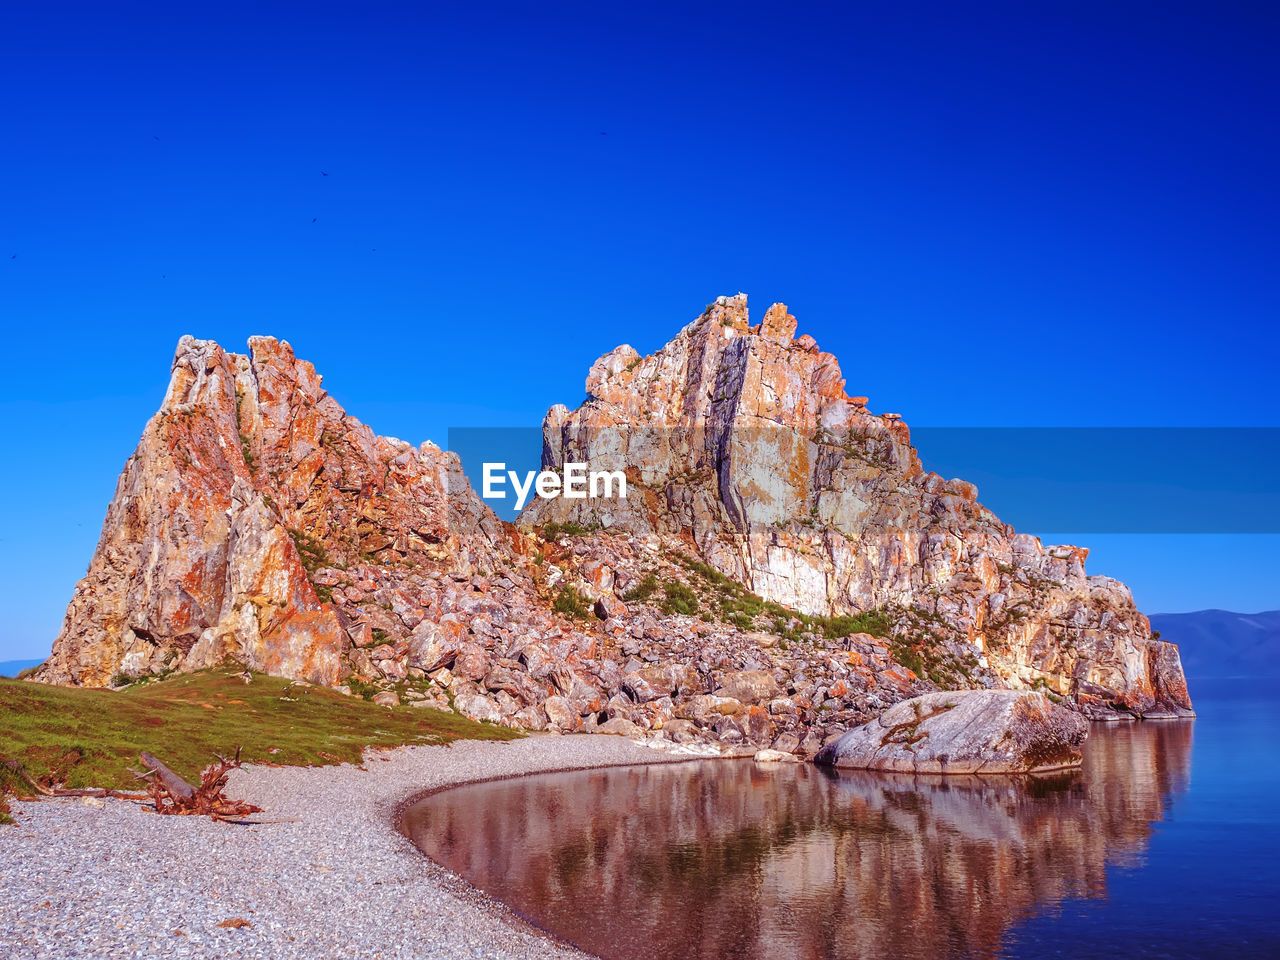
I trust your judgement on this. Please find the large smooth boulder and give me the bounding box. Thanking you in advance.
[815,690,1089,774]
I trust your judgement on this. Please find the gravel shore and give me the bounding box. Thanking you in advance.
[1,734,713,959]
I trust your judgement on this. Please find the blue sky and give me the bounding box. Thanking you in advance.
[1,2,1277,660]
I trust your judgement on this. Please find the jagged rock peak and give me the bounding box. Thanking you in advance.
[38,335,508,688]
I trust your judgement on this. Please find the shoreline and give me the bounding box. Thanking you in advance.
[1,734,714,960]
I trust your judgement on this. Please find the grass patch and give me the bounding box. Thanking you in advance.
[814,610,892,640]
[668,550,894,643]
[0,669,520,796]
[288,529,330,574]
[541,520,601,541]
[553,586,591,619]
[656,550,943,677]
[344,676,382,702]
[621,573,658,603]
[659,581,699,617]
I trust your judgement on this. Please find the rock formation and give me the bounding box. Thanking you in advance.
[814,689,1089,774]
[527,294,1194,719]
[39,335,509,688]
[39,296,1193,752]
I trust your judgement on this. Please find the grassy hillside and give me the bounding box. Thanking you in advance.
[0,669,520,820]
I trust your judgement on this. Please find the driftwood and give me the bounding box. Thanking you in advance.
[2,750,273,823]
[2,758,149,801]
[137,747,263,821]
[138,752,196,801]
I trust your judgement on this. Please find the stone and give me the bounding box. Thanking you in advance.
[594,596,628,621]
[815,690,1089,774]
[677,694,745,719]
[623,663,699,703]
[453,692,502,724]
[543,695,579,731]
[799,728,825,757]
[408,698,451,712]
[513,705,549,731]
[754,749,802,763]
[660,718,700,743]
[597,716,642,737]
[771,731,801,754]
[715,670,780,704]
[452,643,491,683]
[407,620,461,673]
[371,690,400,708]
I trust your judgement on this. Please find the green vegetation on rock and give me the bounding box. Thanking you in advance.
[553,585,591,619]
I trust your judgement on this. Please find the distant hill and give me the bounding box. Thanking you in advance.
[1149,610,1280,679]
[0,659,44,679]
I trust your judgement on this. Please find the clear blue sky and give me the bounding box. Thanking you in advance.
[2,2,1277,660]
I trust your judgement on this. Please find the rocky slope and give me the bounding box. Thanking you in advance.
[39,298,1192,753]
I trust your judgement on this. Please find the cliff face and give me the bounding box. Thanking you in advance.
[40,297,1192,740]
[527,294,1193,719]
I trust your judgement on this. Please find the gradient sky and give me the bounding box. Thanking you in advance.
[2,3,1277,660]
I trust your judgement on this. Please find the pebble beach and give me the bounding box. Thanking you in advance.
[1,734,709,960]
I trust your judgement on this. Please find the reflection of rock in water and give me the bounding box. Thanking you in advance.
[403,723,1194,960]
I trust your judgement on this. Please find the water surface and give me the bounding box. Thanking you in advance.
[403,683,1280,959]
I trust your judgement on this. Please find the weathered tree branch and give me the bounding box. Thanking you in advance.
[141,747,263,820]
[2,758,149,801]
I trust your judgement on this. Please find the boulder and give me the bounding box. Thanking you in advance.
[453,692,502,724]
[597,716,642,737]
[815,690,1088,775]
[594,596,628,621]
[371,690,400,708]
[623,663,699,703]
[715,670,780,704]
[407,620,461,672]
[543,695,579,731]
[659,718,700,743]
[754,749,802,763]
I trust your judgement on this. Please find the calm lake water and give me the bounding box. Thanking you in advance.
[403,681,1280,960]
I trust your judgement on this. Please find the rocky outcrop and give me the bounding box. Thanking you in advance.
[40,295,1193,746]
[814,690,1089,774]
[526,294,1194,719]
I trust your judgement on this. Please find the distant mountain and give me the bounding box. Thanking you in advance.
[1149,610,1280,678]
[0,659,44,679]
